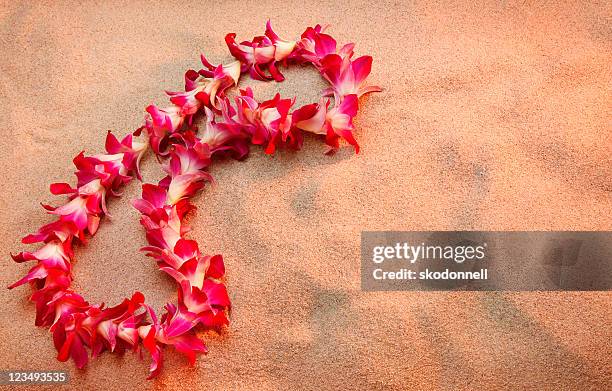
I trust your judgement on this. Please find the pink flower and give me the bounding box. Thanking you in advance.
[8,246,72,290]
[146,105,185,133]
[225,21,298,82]
[54,132,144,200]
[83,292,146,357]
[236,88,299,154]
[160,254,230,326]
[132,185,197,261]
[264,20,297,62]
[43,290,90,331]
[144,105,186,155]
[27,282,70,327]
[199,105,249,159]
[293,24,334,64]
[43,195,100,236]
[141,207,184,252]
[72,132,144,191]
[292,24,354,67]
[166,142,211,177]
[168,57,241,113]
[53,312,90,369]
[21,220,78,244]
[225,32,283,81]
[294,94,360,153]
[11,240,72,272]
[50,292,143,369]
[131,183,170,216]
[104,131,147,180]
[71,155,125,196]
[139,303,207,379]
[8,240,74,297]
[320,54,382,100]
[165,172,212,206]
[136,130,213,210]
[163,239,200,268]
[158,141,213,205]
[195,57,241,107]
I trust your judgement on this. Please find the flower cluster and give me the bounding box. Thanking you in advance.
[10,21,380,379]
[144,21,381,156]
[9,132,148,369]
[131,135,231,377]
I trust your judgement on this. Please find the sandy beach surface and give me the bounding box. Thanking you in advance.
[1,1,610,390]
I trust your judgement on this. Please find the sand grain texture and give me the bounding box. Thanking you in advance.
[0,1,611,390]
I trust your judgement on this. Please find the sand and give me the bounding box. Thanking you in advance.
[0,0,610,390]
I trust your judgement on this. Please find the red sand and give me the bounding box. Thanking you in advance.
[1,1,610,390]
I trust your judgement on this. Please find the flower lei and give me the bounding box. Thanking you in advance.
[9,21,380,379]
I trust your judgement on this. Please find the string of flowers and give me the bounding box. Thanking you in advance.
[9,21,381,379]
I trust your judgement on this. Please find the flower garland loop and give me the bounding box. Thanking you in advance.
[9,21,380,379]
